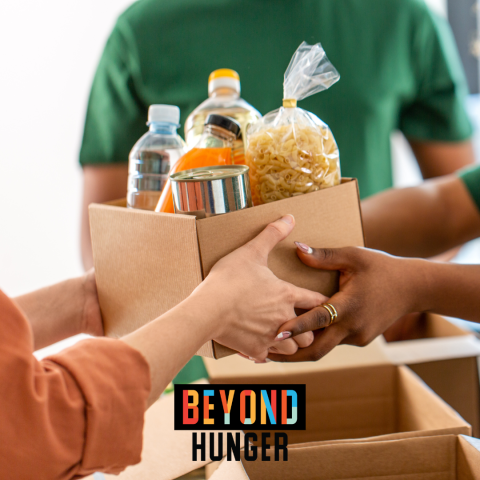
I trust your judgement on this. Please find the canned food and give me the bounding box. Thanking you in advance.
[170,165,253,218]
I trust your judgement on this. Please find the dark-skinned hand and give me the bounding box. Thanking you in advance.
[268,243,427,362]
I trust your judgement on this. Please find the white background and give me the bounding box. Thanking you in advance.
[0,0,132,297]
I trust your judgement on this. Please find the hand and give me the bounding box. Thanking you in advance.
[80,269,104,337]
[268,244,425,362]
[188,216,326,362]
[14,269,104,351]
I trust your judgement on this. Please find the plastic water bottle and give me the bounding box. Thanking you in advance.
[127,105,187,210]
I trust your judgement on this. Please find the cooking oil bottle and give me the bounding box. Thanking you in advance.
[184,69,261,165]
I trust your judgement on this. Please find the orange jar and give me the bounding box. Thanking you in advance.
[155,114,240,213]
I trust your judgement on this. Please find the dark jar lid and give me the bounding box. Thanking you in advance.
[205,114,241,138]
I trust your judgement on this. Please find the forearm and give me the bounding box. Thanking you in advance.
[14,270,101,350]
[414,260,480,323]
[81,164,128,270]
[81,212,94,271]
[409,139,475,179]
[362,176,480,257]
[15,277,86,350]
[363,185,445,256]
[122,297,217,407]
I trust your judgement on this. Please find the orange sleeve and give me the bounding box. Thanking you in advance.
[0,290,151,479]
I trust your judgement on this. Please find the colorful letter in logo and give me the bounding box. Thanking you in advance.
[183,390,199,425]
[220,390,235,425]
[240,390,256,425]
[261,390,277,424]
[204,390,214,425]
[282,390,298,425]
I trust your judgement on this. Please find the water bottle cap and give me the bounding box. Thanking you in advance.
[148,105,180,125]
[208,69,240,96]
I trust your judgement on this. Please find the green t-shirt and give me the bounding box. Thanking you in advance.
[80,0,473,384]
[459,165,480,212]
[80,0,472,199]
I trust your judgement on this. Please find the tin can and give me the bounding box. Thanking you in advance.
[170,165,253,218]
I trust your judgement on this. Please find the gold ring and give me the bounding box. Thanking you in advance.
[321,303,338,327]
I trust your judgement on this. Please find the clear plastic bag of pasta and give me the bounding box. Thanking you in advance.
[246,42,341,205]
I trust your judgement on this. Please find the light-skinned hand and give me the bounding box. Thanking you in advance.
[189,216,326,362]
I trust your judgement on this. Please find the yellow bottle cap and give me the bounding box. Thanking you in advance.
[209,69,240,82]
[208,69,241,96]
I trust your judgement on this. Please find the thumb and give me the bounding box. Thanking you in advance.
[294,244,358,270]
[244,215,295,260]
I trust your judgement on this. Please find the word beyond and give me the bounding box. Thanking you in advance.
[174,384,306,430]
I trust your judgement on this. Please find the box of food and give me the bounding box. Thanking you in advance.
[379,313,480,436]
[98,363,471,480]
[210,434,480,479]
[89,178,364,358]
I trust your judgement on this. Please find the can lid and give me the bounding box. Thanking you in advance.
[208,69,240,96]
[171,165,249,182]
[148,105,180,125]
[205,114,241,137]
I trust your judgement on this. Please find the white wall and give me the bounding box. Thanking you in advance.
[0,0,133,297]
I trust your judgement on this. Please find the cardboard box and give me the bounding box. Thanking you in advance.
[208,363,471,445]
[210,434,480,479]
[102,363,471,480]
[89,179,364,358]
[379,313,480,437]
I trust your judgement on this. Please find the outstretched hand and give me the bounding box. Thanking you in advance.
[268,244,424,363]
[190,216,327,362]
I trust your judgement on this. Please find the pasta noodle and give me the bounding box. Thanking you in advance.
[245,123,340,205]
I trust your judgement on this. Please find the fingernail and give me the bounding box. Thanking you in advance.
[248,356,255,361]
[295,241,312,254]
[275,331,292,341]
[265,358,272,363]
[255,360,267,364]
[280,215,294,225]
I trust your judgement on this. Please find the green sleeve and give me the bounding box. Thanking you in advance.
[399,5,473,142]
[172,356,208,385]
[79,19,148,165]
[459,165,480,213]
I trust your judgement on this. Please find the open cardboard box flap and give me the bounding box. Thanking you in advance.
[210,435,480,480]
[378,313,480,437]
[379,313,480,365]
[208,364,470,445]
[89,179,364,358]
[103,364,470,480]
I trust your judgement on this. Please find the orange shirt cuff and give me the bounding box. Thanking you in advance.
[46,338,151,476]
